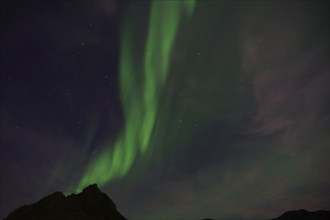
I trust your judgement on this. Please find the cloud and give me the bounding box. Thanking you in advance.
[239,1,329,149]
[92,1,118,17]
[121,141,329,220]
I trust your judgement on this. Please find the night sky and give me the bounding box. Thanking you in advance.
[1,1,329,220]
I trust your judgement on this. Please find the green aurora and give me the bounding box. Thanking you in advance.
[2,1,329,219]
[77,0,196,191]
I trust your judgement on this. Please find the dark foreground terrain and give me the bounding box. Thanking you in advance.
[4,184,126,220]
[4,184,329,220]
[271,209,329,220]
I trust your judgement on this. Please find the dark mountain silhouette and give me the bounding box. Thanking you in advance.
[271,209,330,220]
[4,184,127,220]
[3,185,329,220]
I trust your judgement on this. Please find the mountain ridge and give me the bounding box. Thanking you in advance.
[4,184,127,220]
[4,184,329,220]
[271,209,329,220]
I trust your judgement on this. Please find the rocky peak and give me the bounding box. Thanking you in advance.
[82,184,100,193]
[4,184,127,220]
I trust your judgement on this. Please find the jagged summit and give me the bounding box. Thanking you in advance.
[4,184,127,220]
[82,183,100,193]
